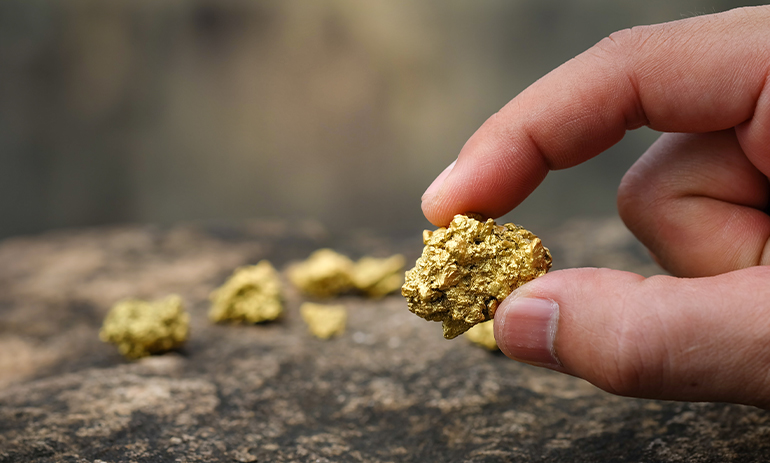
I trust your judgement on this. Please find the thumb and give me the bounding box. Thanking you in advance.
[494,267,770,408]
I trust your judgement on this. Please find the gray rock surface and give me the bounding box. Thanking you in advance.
[1,218,768,462]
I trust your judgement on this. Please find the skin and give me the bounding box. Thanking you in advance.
[421,6,770,408]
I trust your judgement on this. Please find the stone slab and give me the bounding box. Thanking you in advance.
[0,219,767,462]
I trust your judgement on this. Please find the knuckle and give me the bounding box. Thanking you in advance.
[597,327,659,398]
[592,25,649,62]
[616,168,641,218]
[588,26,652,130]
[616,161,658,230]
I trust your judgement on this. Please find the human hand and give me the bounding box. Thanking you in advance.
[421,6,770,407]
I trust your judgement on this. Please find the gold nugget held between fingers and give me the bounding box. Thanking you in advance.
[402,214,552,339]
[209,260,284,324]
[100,294,189,359]
[300,302,347,339]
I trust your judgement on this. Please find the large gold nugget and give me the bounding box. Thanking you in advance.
[209,260,283,323]
[402,214,552,339]
[100,294,189,359]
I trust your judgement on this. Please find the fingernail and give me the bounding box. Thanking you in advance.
[421,160,456,204]
[495,296,561,368]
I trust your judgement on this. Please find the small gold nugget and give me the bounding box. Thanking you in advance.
[465,320,498,351]
[300,302,347,339]
[287,249,355,298]
[100,294,189,359]
[289,249,406,298]
[209,260,283,323]
[402,214,552,339]
[351,254,405,298]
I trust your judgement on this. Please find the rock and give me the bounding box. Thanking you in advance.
[1,218,769,462]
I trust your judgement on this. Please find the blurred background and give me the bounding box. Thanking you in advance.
[0,0,764,241]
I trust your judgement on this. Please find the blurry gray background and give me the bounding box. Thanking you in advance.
[0,0,764,240]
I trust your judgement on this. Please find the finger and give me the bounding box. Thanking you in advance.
[422,6,770,226]
[494,266,770,408]
[618,130,770,277]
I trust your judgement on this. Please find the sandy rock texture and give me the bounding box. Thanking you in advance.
[1,218,769,462]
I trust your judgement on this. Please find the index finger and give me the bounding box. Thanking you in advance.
[421,6,770,227]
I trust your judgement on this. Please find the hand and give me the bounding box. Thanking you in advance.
[421,6,770,408]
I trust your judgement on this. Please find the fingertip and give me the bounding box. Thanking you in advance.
[420,164,480,227]
[421,148,549,227]
[421,160,464,227]
[420,194,449,228]
[421,161,456,205]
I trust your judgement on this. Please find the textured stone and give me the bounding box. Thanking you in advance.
[1,219,768,463]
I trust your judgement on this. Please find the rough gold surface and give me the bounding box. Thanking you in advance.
[288,249,404,298]
[465,320,498,350]
[351,254,405,298]
[209,260,283,323]
[402,214,552,339]
[99,294,189,359]
[287,249,354,298]
[300,302,347,339]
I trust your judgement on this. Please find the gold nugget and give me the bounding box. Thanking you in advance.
[351,254,405,298]
[300,302,347,339]
[209,260,283,323]
[289,249,406,298]
[100,294,189,359]
[287,249,354,298]
[465,320,498,350]
[402,214,552,339]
